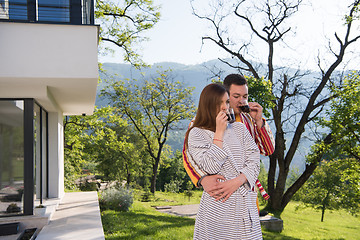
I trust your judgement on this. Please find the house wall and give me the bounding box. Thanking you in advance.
[0,21,99,115]
[48,111,64,199]
[0,21,98,202]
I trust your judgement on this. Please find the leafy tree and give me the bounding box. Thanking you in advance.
[65,0,161,187]
[83,107,146,185]
[157,150,190,192]
[191,0,360,213]
[320,71,360,161]
[101,69,196,193]
[64,115,88,189]
[247,76,275,118]
[297,158,360,222]
[96,0,161,67]
[64,106,148,188]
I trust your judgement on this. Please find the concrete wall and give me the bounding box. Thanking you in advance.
[0,21,99,115]
[48,111,64,199]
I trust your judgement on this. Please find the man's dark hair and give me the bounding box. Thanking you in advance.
[223,74,247,89]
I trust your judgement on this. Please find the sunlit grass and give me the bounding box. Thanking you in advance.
[135,189,203,206]
[101,191,360,240]
[273,201,360,240]
[102,201,195,240]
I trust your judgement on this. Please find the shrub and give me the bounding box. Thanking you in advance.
[6,203,21,213]
[140,190,153,202]
[79,180,99,191]
[184,181,194,201]
[100,186,133,212]
[164,180,181,193]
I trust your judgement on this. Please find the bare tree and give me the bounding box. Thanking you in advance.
[191,0,360,213]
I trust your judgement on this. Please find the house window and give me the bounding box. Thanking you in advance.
[7,0,27,20]
[38,0,70,22]
[0,0,94,24]
[0,100,25,216]
[34,103,48,204]
[0,99,48,217]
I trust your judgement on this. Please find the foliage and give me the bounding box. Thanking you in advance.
[184,181,194,201]
[157,150,190,192]
[320,71,360,161]
[101,69,196,193]
[84,107,146,184]
[73,0,162,187]
[164,180,182,193]
[79,180,100,191]
[285,167,301,191]
[63,115,88,189]
[64,106,151,189]
[296,158,360,222]
[140,190,153,202]
[96,0,161,67]
[100,186,134,212]
[6,203,21,213]
[246,76,275,118]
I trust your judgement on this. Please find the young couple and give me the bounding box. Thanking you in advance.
[183,74,275,239]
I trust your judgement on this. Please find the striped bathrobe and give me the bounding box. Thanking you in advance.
[187,122,262,240]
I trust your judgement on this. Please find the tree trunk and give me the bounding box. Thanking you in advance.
[125,163,131,186]
[321,204,325,222]
[150,157,161,193]
[267,133,333,213]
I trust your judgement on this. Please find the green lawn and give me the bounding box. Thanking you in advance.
[271,202,360,240]
[102,202,195,240]
[101,191,360,240]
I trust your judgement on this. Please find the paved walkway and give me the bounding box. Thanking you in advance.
[155,204,199,218]
[36,191,105,240]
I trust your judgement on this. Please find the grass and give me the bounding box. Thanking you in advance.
[133,189,203,206]
[102,201,195,240]
[269,202,360,240]
[101,190,360,240]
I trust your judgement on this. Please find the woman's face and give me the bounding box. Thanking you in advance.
[217,92,230,113]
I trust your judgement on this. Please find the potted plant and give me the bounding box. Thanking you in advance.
[6,203,21,213]
[34,204,46,216]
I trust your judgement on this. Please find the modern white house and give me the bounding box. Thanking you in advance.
[0,0,98,222]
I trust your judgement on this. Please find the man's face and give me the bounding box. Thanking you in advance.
[228,84,248,114]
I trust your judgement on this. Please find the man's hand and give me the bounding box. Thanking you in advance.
[201,175,225,197]
[248,102,264,129]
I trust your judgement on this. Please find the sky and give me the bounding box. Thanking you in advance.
[99,0,359,70]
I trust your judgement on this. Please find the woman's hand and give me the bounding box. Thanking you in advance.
[215,111,227,135]
[213,174,247,202]
[201,175,226,198]
[213,111,227,148]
